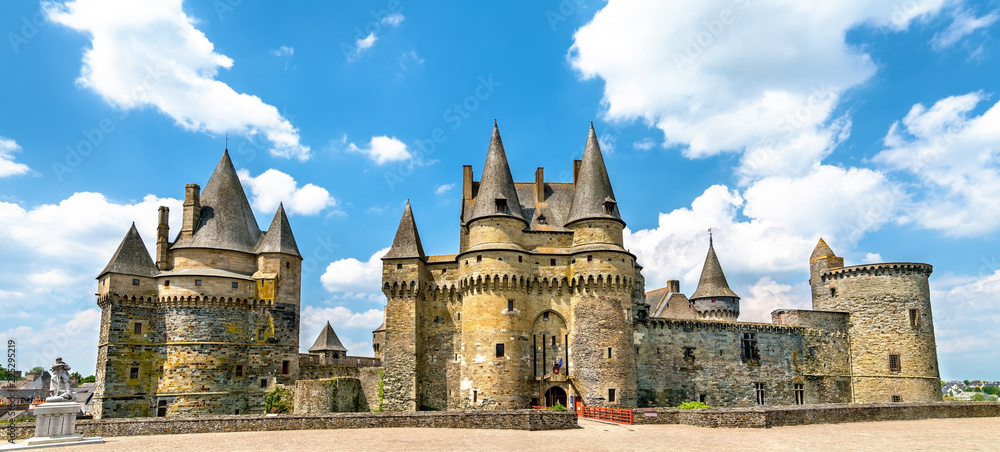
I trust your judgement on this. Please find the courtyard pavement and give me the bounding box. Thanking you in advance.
[58,417,1000,451]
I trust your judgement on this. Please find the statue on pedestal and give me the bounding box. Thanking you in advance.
[45,357,76,403]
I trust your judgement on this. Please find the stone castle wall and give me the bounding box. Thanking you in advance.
[635,318,852,408]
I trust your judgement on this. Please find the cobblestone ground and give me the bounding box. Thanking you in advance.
[63,417,999,451]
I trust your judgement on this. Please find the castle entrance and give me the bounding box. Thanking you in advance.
[545,386,567,408]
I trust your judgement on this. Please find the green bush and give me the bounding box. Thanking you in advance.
[677,401,714,410]
[548,402,568,411]
[264,385,293,414]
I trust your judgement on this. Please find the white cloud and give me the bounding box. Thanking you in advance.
[931,9,999,49]
[345,13,405,61]
[876,92,1000,236]
[931,268,1000,378]
[347,136,412,165]
[435,183,455,195]
[633,138,655,151]
[300,305,384,356]
[0,137,31,177]
[737,278,811,323]
[237,168,336,216]
[626,165,901,291]
[1,308,102,375]
[272,45,294,57]
[320,248,389,302]
[45,0,310,160]
[569,1,947,182]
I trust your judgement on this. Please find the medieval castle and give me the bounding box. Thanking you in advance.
[94,123,941,418]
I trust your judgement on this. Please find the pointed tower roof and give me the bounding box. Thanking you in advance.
[98,223,158,278]
[172,150,261,253]
[383,200,425,260]
[811,238,836,261]
[255,203,301,257]
[690,239,739,300]
[468,121,526,223]
[567,123,622,225]
[309,321,348,353]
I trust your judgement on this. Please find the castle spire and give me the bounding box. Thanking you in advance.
[468,121,526,223]
[308,321,348,355]
[811,237,836,261]
[566,123,622,225]
[171,150,261,253]
[254,203,301,257]
[690,238,739,300]
[383,200,425,260]
[98,223,158,278]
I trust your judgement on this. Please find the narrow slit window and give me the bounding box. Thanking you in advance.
[473,390,478,403]
[236,365,244,377]
[830,288,836,298]
[496,343,505,358]
[754,382,765,405]
[507,299,514,311]
[282,360,290,375]
[909,309,919,327]
[608,388,616,402]
[794,383,804,405]
[133,323,142,335]
[607,347,613,359]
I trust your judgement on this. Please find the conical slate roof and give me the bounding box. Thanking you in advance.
[567,124,621,225]
[172,150,261,253]
[383,200,425,260]
[309,321,347,353]
[98,223,158,278]
[468,121,526,223]
[690,242,739,300]
[255,203,301,257]
[811,238,836,260]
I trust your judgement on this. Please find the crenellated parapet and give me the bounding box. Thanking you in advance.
[97,293,276,311]
[821,262,933,282]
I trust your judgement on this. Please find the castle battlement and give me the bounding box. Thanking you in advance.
[821,262,933,281]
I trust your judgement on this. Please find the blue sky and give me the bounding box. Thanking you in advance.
[1,0,999,381]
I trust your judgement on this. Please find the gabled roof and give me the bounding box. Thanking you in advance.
[254,203,301,257]
[811,238,837,260]
[171,150,261,253]
[383,200,425,260]
[690,242,739,300]
[566,124,622,225]
[98,223,158,278]
[309,321,347,353]
[467,121,526,223]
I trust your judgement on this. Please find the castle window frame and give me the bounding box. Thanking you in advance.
[603,200,616,215]
[888,353,901,373]
[494,198,507,213]
[129,367,139,380]
[543,312,549,321]
[683,347,696,361]
[261,378,268,389]
[282,360,290,375]
[741,332,759,361]
[891,395,903,403]
[164,280,170,287]
[830,288,836,298]
[909,308,919,327]
[133,322,142,335]
[397,264,403,270]
[195,279,202,286]
[607,347,613,360]
[518,256,523,263]
[550,258,556,266]
[754,382,765,405]
[587,255,593,262]
[794,383,804,405]
[235,365,244,377]
[608,388,616,403]
[477,255,482,263]
[496,343,505,358]
[286,262,290,269]
[473,390,478,403]
[507,299,514,312]
[232,282,238,289]
[132,279,140,286]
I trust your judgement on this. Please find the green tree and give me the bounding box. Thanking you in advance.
[963,380,971,386]
[28,366,44,375]
[69,372,81,381]
[970,393,989,402]
[80,375,96,384]
[264,385,293,414]
[0,367,16,381]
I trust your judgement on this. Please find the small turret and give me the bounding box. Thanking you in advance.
[383,200,425,260]
[309,321,348,362]
[567,124,624,248]
[809,238,844,306]
[689,233,740,320]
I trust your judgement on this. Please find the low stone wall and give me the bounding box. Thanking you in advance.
[7,410,575,440]
[633,402,1000,428]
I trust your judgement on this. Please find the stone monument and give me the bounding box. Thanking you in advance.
[2,358,103,449]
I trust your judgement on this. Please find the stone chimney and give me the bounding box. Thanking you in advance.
[572,159,582,186]
[156,206,170,270]
[180,183,200,240]
[667,280,680,293]
[534,167,544,202]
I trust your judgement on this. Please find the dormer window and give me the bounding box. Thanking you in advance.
[537,215,547,225]
[494,197,507,214]
[603,198,617,215]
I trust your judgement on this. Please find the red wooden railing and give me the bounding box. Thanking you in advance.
[579,406,634,425]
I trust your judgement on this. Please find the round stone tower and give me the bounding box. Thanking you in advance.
[457,123,534,409]
[809,239,941,403]
[688,233,740,321]
[564,124,637,408]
